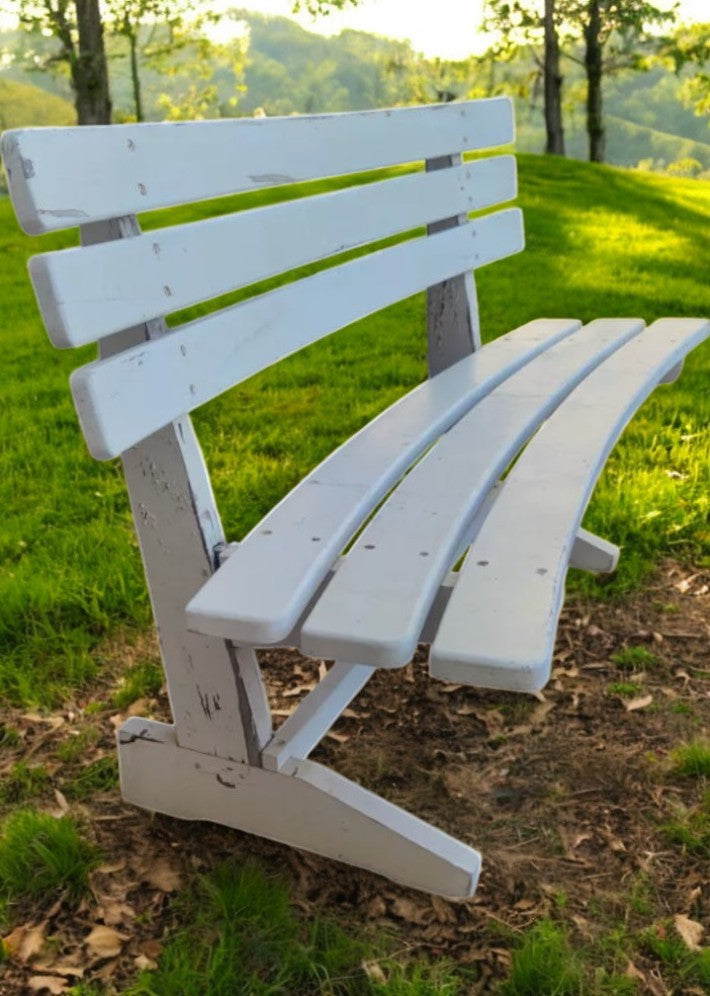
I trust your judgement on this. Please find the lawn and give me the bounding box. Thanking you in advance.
[0,153,708,993]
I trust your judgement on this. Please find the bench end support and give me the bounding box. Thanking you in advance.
[118,717,481,898]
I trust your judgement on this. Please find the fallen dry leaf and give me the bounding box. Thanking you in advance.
[85,924,126,959]
[674,913,703,951]
[362,960,387,983]
[96,859,127,875]
[2,923,28,959]
[624,693,653,712]
[27,977,68,994]
[98,898,135,926]
[53,789,69,813]
[390,895,429,924]
[144,857,182,893]
[366,895,387,918]
[625,961,646,982]
[138,938,163,961]
[134,953,158,971]
[431,895,457,923]
[325,730,350,744]
[9,921,48,963]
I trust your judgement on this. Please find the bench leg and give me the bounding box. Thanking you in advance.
[118,716,480,898]
[570,527,620,574]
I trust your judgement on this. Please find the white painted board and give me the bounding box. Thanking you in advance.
[1,99,514,234]
[31,157,516,348]
[300,319,645,667]
[185,319,582,644]
[71,209,525,459]
[429,317,709,691]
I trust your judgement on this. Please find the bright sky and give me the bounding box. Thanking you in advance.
[233,1,708,60]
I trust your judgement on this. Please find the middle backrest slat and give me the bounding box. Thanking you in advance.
[71,207,525,460]
[30,156,516,349]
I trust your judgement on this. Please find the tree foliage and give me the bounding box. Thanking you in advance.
[656,21,710,116]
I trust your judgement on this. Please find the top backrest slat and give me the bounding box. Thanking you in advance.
[1,99,514,235]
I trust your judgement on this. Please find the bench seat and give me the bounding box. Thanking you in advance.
[187,315,707,690]
[429,316,708,691]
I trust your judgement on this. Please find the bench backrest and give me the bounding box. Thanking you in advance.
[2,99,523,762]
[2,99,522,461]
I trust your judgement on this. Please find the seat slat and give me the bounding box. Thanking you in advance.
[2,98,514,235]
[429,318,710,692]
[185,319,582,644]
[32,156,516,348]
[299,319,645,667]
[72,209,524,460]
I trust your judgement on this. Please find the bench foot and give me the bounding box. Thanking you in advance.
[117,717,480,898]
[570,527,620,574]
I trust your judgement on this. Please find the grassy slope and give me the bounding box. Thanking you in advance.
[0,155,708,706]
[0,78,75,129]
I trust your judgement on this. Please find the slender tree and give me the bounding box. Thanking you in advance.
[485,0,566,155]
[570,1,676,161]
[543,0,565,153]
[2,0,111,123]
[104,0,219,122]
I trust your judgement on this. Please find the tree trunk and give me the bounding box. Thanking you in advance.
[583,0,605,162]
[543,0,565,155]
[129,31,144,122]
[73,0,112,124]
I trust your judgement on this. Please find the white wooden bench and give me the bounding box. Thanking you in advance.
[3,100,707,899]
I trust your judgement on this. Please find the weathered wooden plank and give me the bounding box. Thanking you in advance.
[570,528,619,573]
[71,208,525,459]
[261,662,375,772]
[185,319,581,645]
[426,153,482,368]
[2,98,514,234]
[82,216,272,764]
[31,156,516,348]
[299,319,645,668]
[119,717,481,897]
[429,317,710,692]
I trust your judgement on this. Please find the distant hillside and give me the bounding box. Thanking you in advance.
[516,112,710,175]
[0,11,707,177]
[0,77,74,129]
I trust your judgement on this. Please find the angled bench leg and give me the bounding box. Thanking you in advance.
[118,717,481,898]
[570,527,620,574]
[82,217,272,766]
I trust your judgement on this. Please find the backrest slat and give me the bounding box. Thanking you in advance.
[31,156,516,349]
[71,208,524,460]
[2,99,514,235]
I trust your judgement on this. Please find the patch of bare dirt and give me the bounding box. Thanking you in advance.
[0,561,708,993]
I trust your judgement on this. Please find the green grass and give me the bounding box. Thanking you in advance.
[610,646,659,672]
[662,791,710,856]
[500,920,584,995]
[124,861,471,995]
[63,755,119,800]
[1,155,709,706]
[670,740,710,778]
[606,681,643,698]
[640,924,710,990]
[0,809,100,911]
[112,661,164,709]
[0,761,50,806]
